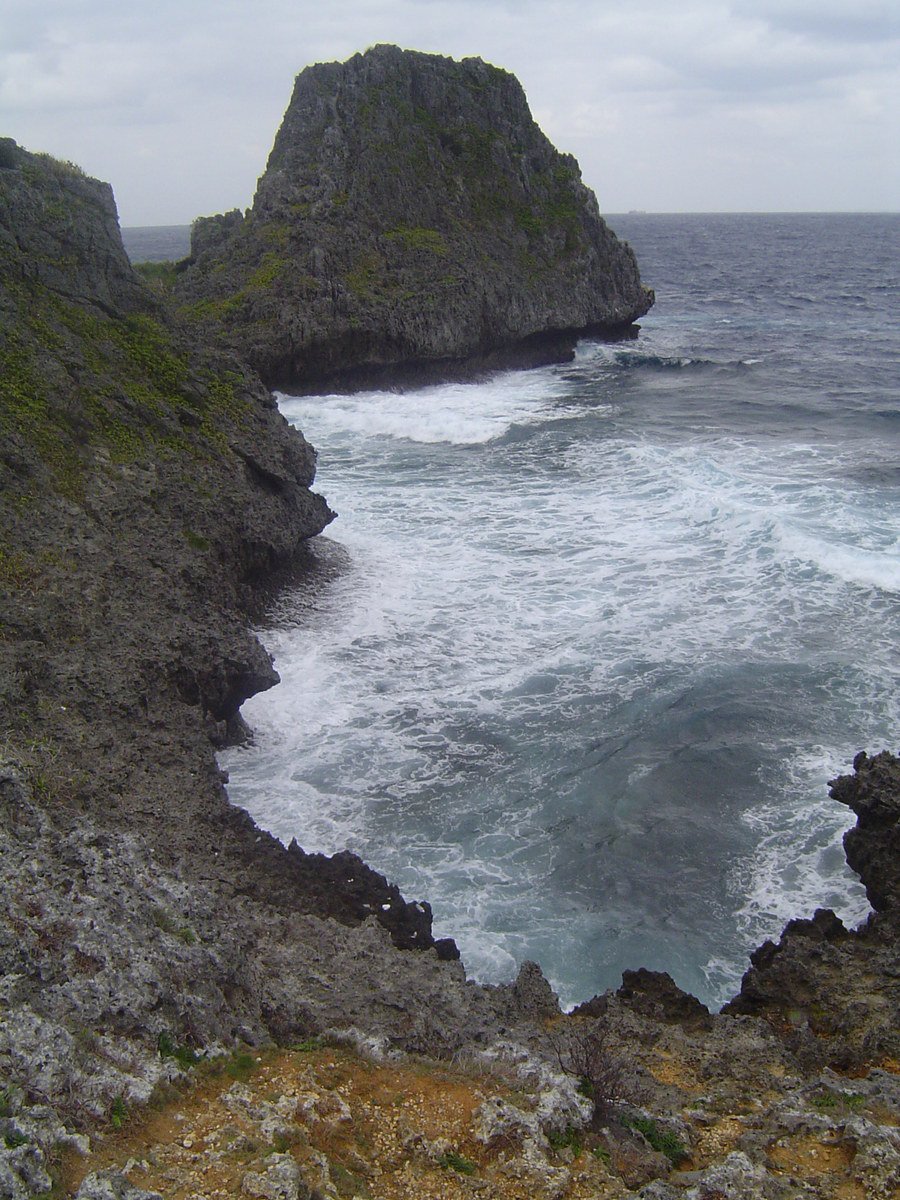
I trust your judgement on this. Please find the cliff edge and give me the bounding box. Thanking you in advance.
[0,139,480,1134]
[174,45,653,390]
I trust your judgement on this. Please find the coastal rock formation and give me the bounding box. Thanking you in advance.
[724,751,900,1066]
[1,141,483,1124]
[2,136,898,1200]
[174,45,653,390]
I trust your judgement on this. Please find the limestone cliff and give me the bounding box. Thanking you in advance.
[0,140,476,1137]
[723,751,900,1066]
[174,45,654,390]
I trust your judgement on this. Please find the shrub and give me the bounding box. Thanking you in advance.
[110,1095,127,1130]
[292,1037,324,1052]
[622,1115,688,1166]
[438,1151,476,1175]
[547,1125,583,1157]
[157,1031,202,1069]
[225,1052,257,1082]
[134,261,178,293]
[547,1020,627,1127]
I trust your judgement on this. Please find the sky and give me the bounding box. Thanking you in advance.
[1,1,898,225]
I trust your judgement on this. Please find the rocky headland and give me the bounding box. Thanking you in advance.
[0,115,897,1200]
[173,45,653,391]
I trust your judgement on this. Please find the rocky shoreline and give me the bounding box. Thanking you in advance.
[1,123,898,1199]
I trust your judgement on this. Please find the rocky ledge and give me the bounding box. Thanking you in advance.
[173,45,653,390]
[723,750,900,1066]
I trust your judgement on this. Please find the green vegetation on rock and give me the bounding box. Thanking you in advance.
[134,260,179,293]
[384,225,448,255]
[173,44,653,387]
[622,1115,689,1166]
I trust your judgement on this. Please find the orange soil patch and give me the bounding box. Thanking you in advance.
[767,1131,859,1198]
[692,1115,745,1166]
[59,1046,621,1200]
[647,1050,703,1093]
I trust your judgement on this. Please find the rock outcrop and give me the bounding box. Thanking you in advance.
[174,45,653,390]
[724,751,899,1066]
[0,140,481,1128]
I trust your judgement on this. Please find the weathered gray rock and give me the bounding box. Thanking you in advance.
[724,751,900,1067]
[473,1095,547,1151]
[0,143,476,1133]
[241,1152,308,1199]
[74,1171,163,1200]
[575,968,713,1032]
[832,749,900,918]
[0,1142,54,1200]
[175,44,653,389]
[630,1150,793,1199]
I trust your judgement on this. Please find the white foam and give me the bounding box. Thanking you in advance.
[224,362,898,1009]
[776,525,900,592]
[277,368,569,446]
[729,746,872,991]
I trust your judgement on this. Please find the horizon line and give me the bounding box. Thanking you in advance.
[122,209,900,229]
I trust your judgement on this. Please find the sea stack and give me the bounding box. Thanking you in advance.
[175,44,654,390]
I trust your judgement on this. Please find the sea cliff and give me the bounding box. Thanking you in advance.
[173,45,653,390]
[1,137,898,1200]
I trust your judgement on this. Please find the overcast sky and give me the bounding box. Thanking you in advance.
[2,1,898,225]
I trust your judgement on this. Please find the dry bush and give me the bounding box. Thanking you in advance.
[547,1019,628,1129]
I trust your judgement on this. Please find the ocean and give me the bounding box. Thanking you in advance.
[124,214,899,1009]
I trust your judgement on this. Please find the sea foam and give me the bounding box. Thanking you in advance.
[226,214,899,1010]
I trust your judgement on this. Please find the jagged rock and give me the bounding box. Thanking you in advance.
[486,960,561,1027]
[495,1146,571,1200]
[512,960,562,1021]
[0,1141,54,1200]
[175,44,653,390]
[0,141,146,318]
[724,751,900,1067]
[398,1125,454,1163]
[473,1095,547,1150]
[74,1170,163,1200]
[241,1153,308,1200]
[630,1150,793,1199]
[604,1123,671,1189]
[575,968,713,1032]
[0,1104,89,1156]
[831,749,900,917]
[220,1082,304,1142]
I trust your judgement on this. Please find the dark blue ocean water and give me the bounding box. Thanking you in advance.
[126,216,899,1009]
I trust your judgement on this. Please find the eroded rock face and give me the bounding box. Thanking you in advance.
[175,44,653,390]
[831,750,900,919]
[575,968,714,1033]
[724,751,899,1067]
[2,136,898,1200]
[1,143,479,1120]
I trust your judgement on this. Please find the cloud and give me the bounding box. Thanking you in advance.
[734,0,900,44]
[1,0,896,220]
